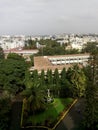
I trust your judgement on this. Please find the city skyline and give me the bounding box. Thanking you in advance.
[0,0,98,35]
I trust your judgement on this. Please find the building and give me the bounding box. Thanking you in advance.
[33,54,90,73]
[4,49,39,61]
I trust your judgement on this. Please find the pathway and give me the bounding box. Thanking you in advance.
[55,98,85,130]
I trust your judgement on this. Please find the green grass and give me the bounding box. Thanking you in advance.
[27,98,73,126]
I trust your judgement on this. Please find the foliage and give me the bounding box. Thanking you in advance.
[53,68,60,97]
[30,55,34,66]
[39,70,46,89]
[24,98,73,127]
[0,47,4,59]
[38,46,65,56]
[24,70,33,89]
[65,48,79,54]
[84,51,98,130]
[23,84,46,114]
[23,39,37,49]
[67,65,86,98]
[46,69,53,89]
[7,53,25,61]
[0,96,11,130]
[22,70,46,120]
[31,70,39,86]
[82,42,98,53]
[0,54,27,95]
[60,68,72,97]
[24,39,80,55]
[23,65,86,99]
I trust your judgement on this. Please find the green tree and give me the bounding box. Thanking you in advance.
[37,39,65,56]
[23,39,37,49]
[84,51,98,130]
[68,64,86,97]
[60,68,72,97]
[22,82,46,116]
[46,69,53,89]
[32,69,39,85]
[30,55,34,66]
[24,70,33,89]
[39,70,45,89]
[22,70,46,125]
[0,47,4,59]
[82,42,98,53]
[53,68,60,97]
[0,95,11,130]
[7,53,25,61]
[0,57,27,95]
[65,48,79,54]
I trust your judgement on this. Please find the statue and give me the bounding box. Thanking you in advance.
[47,89,50,98]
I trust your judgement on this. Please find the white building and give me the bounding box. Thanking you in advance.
[4,49,39,61]
[33,53,90,72]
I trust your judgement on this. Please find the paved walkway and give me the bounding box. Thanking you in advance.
[55,98,85,130]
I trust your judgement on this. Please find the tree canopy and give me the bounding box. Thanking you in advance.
[84,51,98,130]
[82,42,98,53]
[0,47,4,59]
[0,53,27,95]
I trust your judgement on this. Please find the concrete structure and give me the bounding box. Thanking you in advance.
[33,53,90,73]
[4,49,39,61]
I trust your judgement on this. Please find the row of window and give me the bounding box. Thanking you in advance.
[48,56,89,65]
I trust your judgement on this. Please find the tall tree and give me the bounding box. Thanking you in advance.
[23,39,37,49]
[24,70,33,89]
[0,55,27,95]
[68,64,86,97]
[46,69,53,89]
[7,53,25,61]
[60,68,72,97]
[82,42,98,53]
[53,68,60,97]
[84,50,98,130]
[0,47,4,59]
[39,70,45,89]
[22,80,46,126]
[0,95,11,130]
[32,69,39,85]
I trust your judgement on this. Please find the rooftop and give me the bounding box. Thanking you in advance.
[33,53,90,72]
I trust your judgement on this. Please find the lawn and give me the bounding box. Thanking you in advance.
[26,98,73,127]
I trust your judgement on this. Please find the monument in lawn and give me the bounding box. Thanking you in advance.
[47,89,54,103]
[47,89,50,98]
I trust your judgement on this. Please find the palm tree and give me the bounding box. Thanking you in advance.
[22,71,46,115]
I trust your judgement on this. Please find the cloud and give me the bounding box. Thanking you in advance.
[0,0,98,35]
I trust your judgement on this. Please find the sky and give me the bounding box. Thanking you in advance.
[0,0,98,35]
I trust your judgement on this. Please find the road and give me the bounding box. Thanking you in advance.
[55,98,85,130]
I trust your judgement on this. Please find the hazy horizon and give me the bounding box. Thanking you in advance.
[0,0,98,35]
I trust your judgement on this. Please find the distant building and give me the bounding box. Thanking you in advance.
[4,49,39,61]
